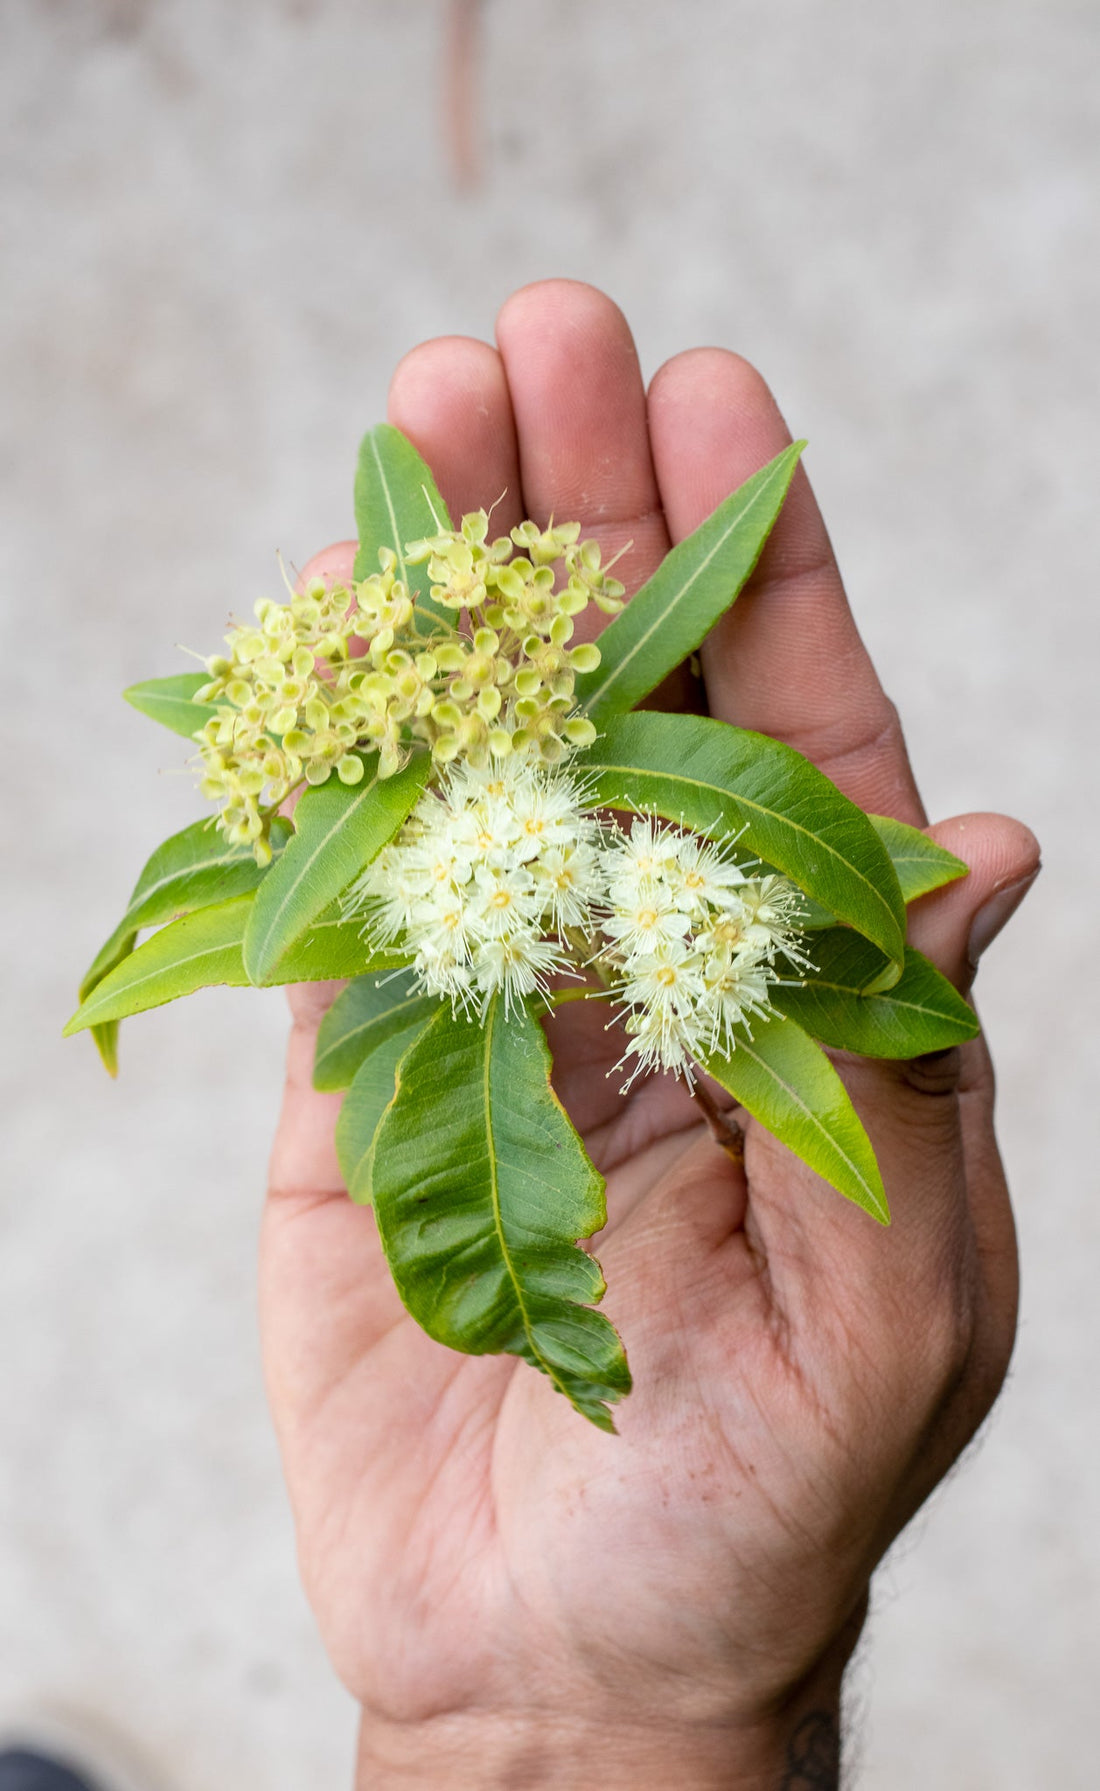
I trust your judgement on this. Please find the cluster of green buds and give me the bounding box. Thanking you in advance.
[401,507,625,768]
[189,509,626,863]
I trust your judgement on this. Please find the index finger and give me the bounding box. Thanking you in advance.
[648,350,927,825]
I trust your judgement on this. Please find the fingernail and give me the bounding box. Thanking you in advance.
[967,865,1041,970]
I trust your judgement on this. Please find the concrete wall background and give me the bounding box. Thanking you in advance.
[2,1,1097,1785]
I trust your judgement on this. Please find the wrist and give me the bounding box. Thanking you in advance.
[355,1705,840,1790]
[353,1595,864,1789]
[354,1624,857,1791]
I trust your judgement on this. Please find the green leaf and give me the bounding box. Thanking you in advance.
[354,423,454,626]
[76,818,293,1074]
[89,1018,124,1077]
[772,932,979,1058]
[699,1013,889,1223]
[313,970,440,1091]
[272,908,406,984]
[371,997,632,1430]
[64,897,255,1033]
[123,815,292,929]
[242,753,429,985]
[870,815,969,904]
[335,1018,435,1204]
[80,919,140,1007]
[66,894,402,1034]
[81,817,292,995]
[122,673,221,738]
[576,712,905,976]
[574,443,804,723]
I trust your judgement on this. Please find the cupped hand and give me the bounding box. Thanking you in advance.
[261,281,1039,1789]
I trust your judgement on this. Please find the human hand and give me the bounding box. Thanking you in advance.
[261,280,1039,1789]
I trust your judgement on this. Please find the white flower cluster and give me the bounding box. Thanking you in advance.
[596,817,811,1085]
[349,757,810,1081]
[347,758,607,1016]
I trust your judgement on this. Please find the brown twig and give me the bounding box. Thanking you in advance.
[691,1078,745,1164]
[444,0,483,191]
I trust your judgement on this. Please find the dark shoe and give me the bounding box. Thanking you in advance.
[0,1750,106,1791]
[0,1720,158,1791]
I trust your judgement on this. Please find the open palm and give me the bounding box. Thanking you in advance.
[261,282,1037,1785]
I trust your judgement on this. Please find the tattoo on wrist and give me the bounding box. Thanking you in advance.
[780,1710,841,1789]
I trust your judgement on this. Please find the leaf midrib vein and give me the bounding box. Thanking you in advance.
[581,473,778,714]
[76,922,245,1025]
[792,977,962,1020]
[482,999,569,1398]
[590,755,900,947]
[370,432,410,591]
[126,844,255,922]
[253,772,382,955]
[724,1031,885,1217]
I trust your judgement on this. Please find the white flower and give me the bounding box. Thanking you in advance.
[345,754,610,1016]
[594,818,809,1085]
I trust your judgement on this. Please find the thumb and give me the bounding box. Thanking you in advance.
[905,812,1041,994]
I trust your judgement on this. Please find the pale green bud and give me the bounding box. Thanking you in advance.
[336,753,365,785]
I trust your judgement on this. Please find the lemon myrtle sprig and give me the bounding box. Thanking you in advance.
[69,422,981,1432]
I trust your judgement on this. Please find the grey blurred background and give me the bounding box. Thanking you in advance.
[2,1,1097,1786]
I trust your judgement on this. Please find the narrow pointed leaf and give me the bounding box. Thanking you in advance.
[574,443,804,722]
[335,1018,435,1203]
[354,423,454,625]
[66,894,402,1034]
[778,820,969,933]
[80,816,292,1000]
[576,712,905,973]
[869,815,969,904]
[90,1017,124,1076]
[371,997,632,1430]
[121,816,292,932]
[272,908,406,984]
[77,818,293,1074]
[242,752,429,985]
[314,970,440,1091]
[699,1013,889,1222]
[80,919,140,1006]
[772,933,979,1058]
[123,673,221,738]
[64,897,255,1033]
